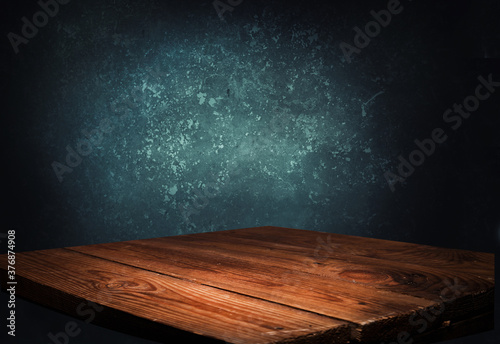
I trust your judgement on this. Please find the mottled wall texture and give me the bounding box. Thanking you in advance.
[2,0,499,343]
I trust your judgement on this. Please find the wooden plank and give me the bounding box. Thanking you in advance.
[1,226,494,343]
[204,226,495,278]
[68,227,494,341]
[68,243,437,341]
[161,227,494,301]
[1,248,350,344]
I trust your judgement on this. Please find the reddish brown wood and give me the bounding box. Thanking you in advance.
[0,226,494,343]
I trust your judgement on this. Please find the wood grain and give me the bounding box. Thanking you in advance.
[0,226,494,343]
[162,227,494,310]
[3,248,349,344]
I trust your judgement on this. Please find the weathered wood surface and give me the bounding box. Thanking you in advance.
[0,226,494,343]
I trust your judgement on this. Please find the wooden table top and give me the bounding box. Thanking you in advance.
[1,226,495,343]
